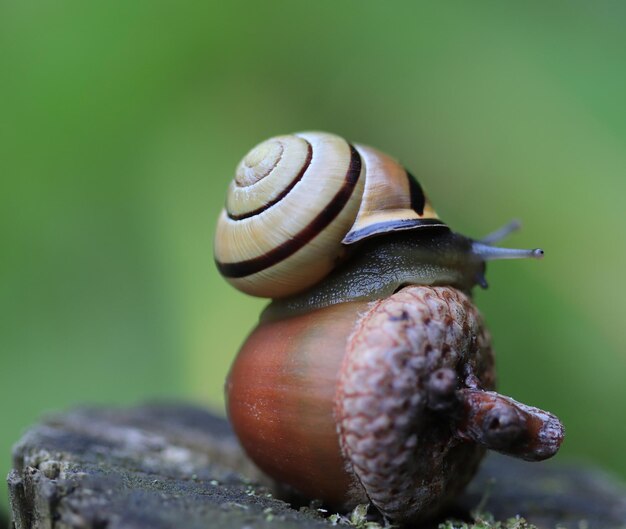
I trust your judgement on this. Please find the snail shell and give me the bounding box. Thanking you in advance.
[214,131,445,298]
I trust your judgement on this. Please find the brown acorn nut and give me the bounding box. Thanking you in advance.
[226,286,563,524]
[217,132,564,525]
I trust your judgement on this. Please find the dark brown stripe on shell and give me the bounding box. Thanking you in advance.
[216,145,362,278]
[342,218,449,245]
[228,141,313,221]
[406,171,426,216]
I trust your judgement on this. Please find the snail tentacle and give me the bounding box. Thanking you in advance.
[480,219,522,245]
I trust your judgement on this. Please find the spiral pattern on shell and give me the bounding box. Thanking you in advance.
[214,131,446,298]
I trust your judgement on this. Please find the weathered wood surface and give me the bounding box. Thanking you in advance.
[7,403,626,529]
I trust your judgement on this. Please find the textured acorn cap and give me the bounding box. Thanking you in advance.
[335,286,493,522]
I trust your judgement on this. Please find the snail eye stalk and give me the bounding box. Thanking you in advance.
[472,219,543,262]
[480,219,522,245]
[472,242,544,262]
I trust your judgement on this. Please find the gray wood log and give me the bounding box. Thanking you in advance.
[6,403,626,529]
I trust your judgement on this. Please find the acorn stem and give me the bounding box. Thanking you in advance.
[480,219,522,245]
[471,242,544,261]
[454,388,564,461]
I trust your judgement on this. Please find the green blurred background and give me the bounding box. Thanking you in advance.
[1,0,625,513]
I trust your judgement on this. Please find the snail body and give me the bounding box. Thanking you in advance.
[216,132,563,525]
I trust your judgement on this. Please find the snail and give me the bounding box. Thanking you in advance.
[215,131,564,525]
